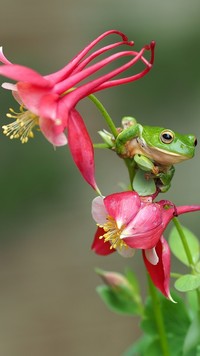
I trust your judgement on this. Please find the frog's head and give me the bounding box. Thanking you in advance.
[143,126,197,165]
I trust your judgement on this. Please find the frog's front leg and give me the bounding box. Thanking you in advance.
[115,123,143,157]
[155,165,175,192]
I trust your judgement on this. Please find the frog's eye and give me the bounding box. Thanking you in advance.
[160,130,174,144]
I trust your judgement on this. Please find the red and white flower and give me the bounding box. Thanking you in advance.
[0,31,155,191]
[91,191,200,299]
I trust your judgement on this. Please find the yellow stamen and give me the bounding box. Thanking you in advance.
[98,216,128,251]
[2,106,39,143]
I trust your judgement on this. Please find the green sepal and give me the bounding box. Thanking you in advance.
[133,169,156,196]
[98,129,114,148]
[169,225,200,266]
[175,274,200,292]
[96,284,142,316]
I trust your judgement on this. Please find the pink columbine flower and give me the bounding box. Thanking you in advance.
[0,31,155,191]
[91,191,200,300]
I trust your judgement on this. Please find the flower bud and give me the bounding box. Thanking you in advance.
[98,130,115,148]
[96,268,131,289]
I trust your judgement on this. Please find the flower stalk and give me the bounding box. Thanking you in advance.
[148,275,170,356]
[172,217,194,268]
[124,157,136,188]
[88,94,118,138]
[173,216,200,309]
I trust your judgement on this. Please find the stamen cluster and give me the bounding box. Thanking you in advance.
[98,215,127,250]
[2,107,39,143]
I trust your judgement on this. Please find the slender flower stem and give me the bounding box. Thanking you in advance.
[88,94,118,138]
[124,158,136,188]
[147,275,169,356]
[172,217,194,267]
[63,90,118,138]
[89,94,137,186]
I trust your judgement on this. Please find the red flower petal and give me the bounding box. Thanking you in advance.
[162,204,200,228]
[56,48,147,102]
[68,109,99,191]
[0,64,49,87]
[126,203,163,233]
[123,226,163,249]
[104,191,141,227]
[143,236,173,301]
[39,117,67,146]
[122,204,163,249]
[91,227,115,256]
[45,30,129,84]
[72,40,134,74]
[17,83,53,115]
[94,41,155,91]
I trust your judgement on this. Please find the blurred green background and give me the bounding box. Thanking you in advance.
[0,0,200,355]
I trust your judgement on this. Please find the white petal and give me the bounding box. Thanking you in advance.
[2,82,17,91]
[91,196,107,224]
[145,247,159,265]
[117,246,135,258]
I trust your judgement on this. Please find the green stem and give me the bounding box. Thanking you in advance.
[172,217,200,309]
[124,158,136,189]
[93,143,109,149]
[170,272,182,279]
[148,275,169,356]
[88,94,137,189]
[172,217,194,267]
[88,93,137,187]
[88,94,118,138]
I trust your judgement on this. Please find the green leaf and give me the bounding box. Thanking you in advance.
[143,338,163,356]
[169,225,200,266]
[133,169,156,196]
[184,346,200,356]
[123,335,161,356]
[175,274,200,292]
[141,292,191,355]
[96,285,142,316]
[183,312,200,355]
